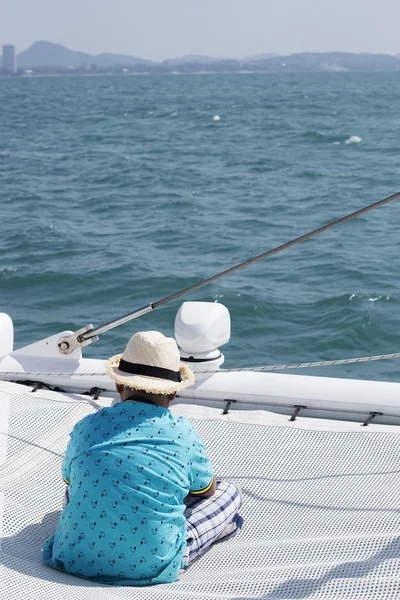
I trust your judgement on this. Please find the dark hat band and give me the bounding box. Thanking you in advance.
[118,359,182,382]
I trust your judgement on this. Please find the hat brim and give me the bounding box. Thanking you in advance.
[105,353,195,394]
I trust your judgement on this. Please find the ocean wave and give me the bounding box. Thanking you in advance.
[303,130,338,143]
[349,293,391,302]
[345,135,362,144]
[304,131,363,145]
[0,266,18,275]
[368,296,390,302]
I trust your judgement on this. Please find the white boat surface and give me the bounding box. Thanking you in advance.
[1,303,400,599]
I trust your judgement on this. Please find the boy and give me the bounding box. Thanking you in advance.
[43,331,242,585]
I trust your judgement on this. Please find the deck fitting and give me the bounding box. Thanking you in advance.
[85,387,105,400]
[290,405,307,422]
[362,411,383,426]
[223,399,236,415]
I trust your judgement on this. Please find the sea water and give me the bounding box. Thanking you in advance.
[1,72,400,381]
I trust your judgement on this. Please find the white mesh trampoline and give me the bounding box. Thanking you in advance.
[1,382,400,600]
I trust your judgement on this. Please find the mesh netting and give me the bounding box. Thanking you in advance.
[1,388,400,599]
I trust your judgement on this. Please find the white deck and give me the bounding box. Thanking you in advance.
[1,380,400,599]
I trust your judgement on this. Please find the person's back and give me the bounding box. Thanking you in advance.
[44,399,213,584]
[43,331,242,585]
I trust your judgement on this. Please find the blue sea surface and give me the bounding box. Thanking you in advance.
[1,73,400,381]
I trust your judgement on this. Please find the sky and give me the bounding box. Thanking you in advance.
[2,0,400,61]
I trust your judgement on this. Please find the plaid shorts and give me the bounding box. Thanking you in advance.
[182,480,243,568]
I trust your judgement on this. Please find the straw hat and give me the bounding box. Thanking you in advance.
[105,331,195,394]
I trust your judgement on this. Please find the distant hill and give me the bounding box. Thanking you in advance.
[244,53,278,61]
[163,54,232,65]
[16,41,153,68]
[93,52,155,67]
[160,51,400,72]
[254,52,400,72]
[4,43,400,73]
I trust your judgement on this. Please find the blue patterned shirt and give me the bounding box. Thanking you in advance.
[42,400,214,585]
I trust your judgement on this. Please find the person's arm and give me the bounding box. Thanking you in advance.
[187,425,215,498]
[190,476,216,498]
[61,423,79,485]
[62,440,73,485]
